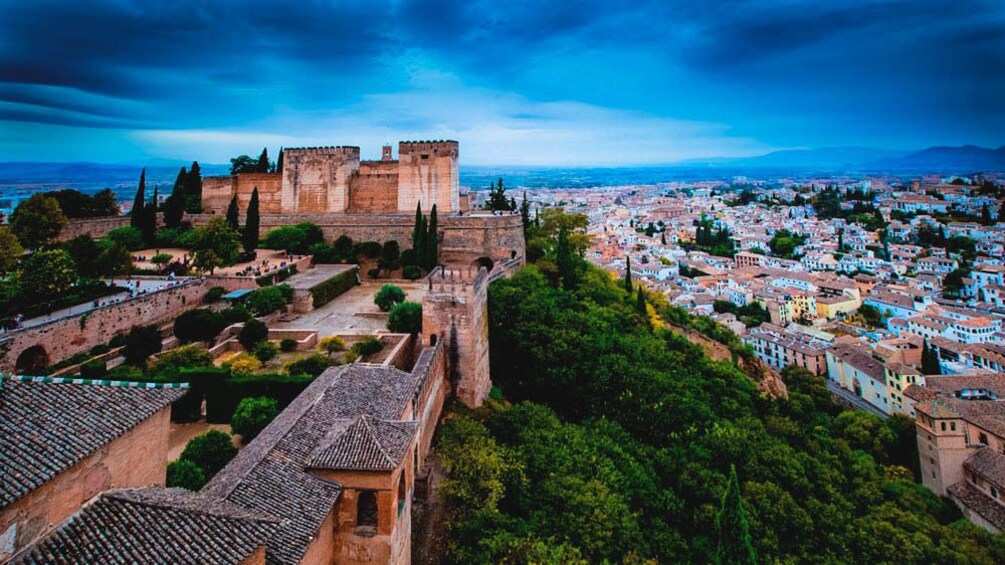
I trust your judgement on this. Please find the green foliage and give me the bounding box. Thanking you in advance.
[351,337,384,357]
[387,301,422,334]
[858,304,885,328]
[374,284,406,311]
[309,268,358,308]
[231,396,279,442]
[206,286,226,303]
[79,359,107,379]
[130,169,146,229]
[238,319,268,351]
[486,178,510,211]
[174,308,227,343]
[716,465,757,565]
[47,188,119,219]
[253,341,279,363]
[151,344,214,374]
[246,285,288,315]
[123,324,163,366]
[402,265,421,280]
[0,227,25,272]
[225,195,240,231]
[166,459,206,491]
[11,193,68,248]
[713,300,770,328]
[768,228,806,259]
[280,338,299,352]
[285,354,334,378]
[243,187,260,253]
[17,249,76,304]
[179,430,237,480]
[191,217,241,266]
[229,154,258,174]
[261,223,323,254]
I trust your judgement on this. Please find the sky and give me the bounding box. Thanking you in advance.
[0,0,1003,166]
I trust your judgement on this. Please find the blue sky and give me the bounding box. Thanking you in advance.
[1,0,1002,166]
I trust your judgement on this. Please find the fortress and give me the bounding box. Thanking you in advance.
[196,140,523,269]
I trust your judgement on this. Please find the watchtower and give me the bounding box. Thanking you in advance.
[397,140,459,214]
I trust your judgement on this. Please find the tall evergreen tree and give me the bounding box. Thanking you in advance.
[412,202,426,268]
[715,465,757,565]
[141,186,158,245]
[163,166,187,228]
[509,196,517,212]
[624,257,633,293]
[487,178,509,211]
[425,204,438,270]
[520,192,531,235]
[275,147,284,173]
[185,161,203,213]
[130,168,146,228]
[555,225,576,289]
[922,340,941,375]
[243,188,260,254]
[226,195,240,231]
[661,231,667,245]
[256,147,270,173]
[635,286,647,316]
[981,204,993,226]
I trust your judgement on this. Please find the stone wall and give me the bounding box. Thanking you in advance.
[397,141,458,213]
[282,147,360,213]
[348,161,399,214]
[422,268,491,408]
[0,407,172,557]
[202,175,237,215]
[56,216,130,242]
[0,280,207,372]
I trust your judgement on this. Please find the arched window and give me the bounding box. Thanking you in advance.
[356,490,377,530]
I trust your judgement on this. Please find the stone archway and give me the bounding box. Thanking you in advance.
[471,256,494,273]
[15,345,49,375]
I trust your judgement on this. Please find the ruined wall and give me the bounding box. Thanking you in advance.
[282,147,360,213]
[422,268,491,408]
[0,408,172,558]
[397,141,459,213]
[56,216,131,242]
[348,161,399,214]
[0,280,207,372]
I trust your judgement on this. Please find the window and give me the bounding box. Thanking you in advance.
[941,422,947,431]
[980,433,989,445]
[397,474,407,516]
[951,422,956,431]
[356,490,378,531]
[992,486,1000,500]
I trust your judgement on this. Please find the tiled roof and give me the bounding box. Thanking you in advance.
[203,363,419,564]
[0,377,186,509]
[947,481,1005,532]
[308,415,417,472]
[965,447,1005,488]
[12,488,276,565]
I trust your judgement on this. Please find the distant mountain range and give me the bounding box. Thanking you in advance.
[693,144,1005,173]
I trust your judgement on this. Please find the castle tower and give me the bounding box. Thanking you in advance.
[397,140,459,213]
[381,145,393,161]
[280,146,360,213]
[421,267,491,407]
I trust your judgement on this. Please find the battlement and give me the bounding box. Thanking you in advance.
[426,266,488,298]
[284,146,361,156]
[398,140,458,155]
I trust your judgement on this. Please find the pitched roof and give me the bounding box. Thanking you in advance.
[947,481,1005,532]
[965,447,1005,488]
[0,377,186,509]
[12,488,276,565]
[308,415,417,472]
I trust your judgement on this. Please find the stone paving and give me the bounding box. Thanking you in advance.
[271,280,429,337]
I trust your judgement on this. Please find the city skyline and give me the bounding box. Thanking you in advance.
[1,0,1003,165]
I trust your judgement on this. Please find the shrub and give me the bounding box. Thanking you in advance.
[253,341,279,363]
[79,359,107,379]
[357,241,382,259]
[255,265,297,287]
[367,267,381,279]
[166,459,206,491]
[179,430,237,480]
[89,343,111,356]
[151,344,214,374]
[401,248,418,267]
[238,319,268,351]
[150,253,173,264]
[108,334,128,348]
[205,286,226,303]
[351,337,384,358]
[309,269,358,308]
[123,325,163,365]
[318,335,345,356]
[106,226,144,250]
[204,371,313,423]
[280,338,299,352]
[285,354,334,378]
[174,309,226,343]
[374,284,406,311]
[246,286,287,316]
[227,353,262,376]
[388,301,423,334]
[231,396,280,442]
[343,349,360,364]
[221,305,253,325]
[276,283,293,303]
[402,265,422,280]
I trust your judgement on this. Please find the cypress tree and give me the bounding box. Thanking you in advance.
[624,257,633,293]
[425,204,438,270]
[922,340,941,375]
[243,188,260,254]
[520,192,530,235]
[185,161,203,213]
[661,231,667,245]
[635,286,647,315]
[164,166,187,228]
[226,195,240,231]
[142,186,158,245]
[130,168,146,229]
[715,465,757,565]
[412,202,426,268]
[555,225,576,289]
[276,147,284,173]
[509,196,517,212]
[256,147,270,173]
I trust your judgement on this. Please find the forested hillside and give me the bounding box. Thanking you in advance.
[434,214,1005,564]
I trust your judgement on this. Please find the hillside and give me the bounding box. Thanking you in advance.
[430,212,1005,563]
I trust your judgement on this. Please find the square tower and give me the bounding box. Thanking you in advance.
[397,140,459,213]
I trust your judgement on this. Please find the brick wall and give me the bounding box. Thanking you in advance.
[396,141,459,213]
[0,407,172,558]
[348,162,399,214]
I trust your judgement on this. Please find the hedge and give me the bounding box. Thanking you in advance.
[131,366,226,423]
[310,269,359,309]
[256,264,298,287]
[204,372,314,423]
